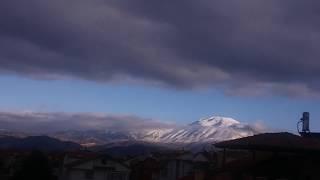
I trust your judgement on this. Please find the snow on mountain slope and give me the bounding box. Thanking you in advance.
[153,116,258,143]
[130,128,174,142]
[193,116,240,127]
[46,116,260,145]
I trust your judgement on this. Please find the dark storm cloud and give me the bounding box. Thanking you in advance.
[1,0,320,96]
[0,111,173,133]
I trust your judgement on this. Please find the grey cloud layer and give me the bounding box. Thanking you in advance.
[0,112,172,133]
[1,0,320,96]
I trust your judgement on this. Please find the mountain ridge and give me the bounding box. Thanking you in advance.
[0,135,81,152]
[0,116,261,147]
[50,116,260,146]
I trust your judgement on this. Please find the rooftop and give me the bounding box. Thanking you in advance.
[214,132,320,152]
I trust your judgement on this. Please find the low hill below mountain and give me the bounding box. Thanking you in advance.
[0,136,81,152]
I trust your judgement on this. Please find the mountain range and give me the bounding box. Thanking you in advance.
[0,116,262,153]
[51,116,260,146]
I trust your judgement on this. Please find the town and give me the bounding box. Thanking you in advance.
[1,113,320,180]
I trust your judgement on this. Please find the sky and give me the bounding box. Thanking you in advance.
[0,0,320,133]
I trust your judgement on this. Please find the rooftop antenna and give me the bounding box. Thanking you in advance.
[297,112,310,135]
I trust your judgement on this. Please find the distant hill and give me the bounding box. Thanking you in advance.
[92,141,171,156]
[0,136,81,152]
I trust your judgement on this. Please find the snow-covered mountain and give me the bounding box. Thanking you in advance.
[51,116,260,146]
[158,116,258,143]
